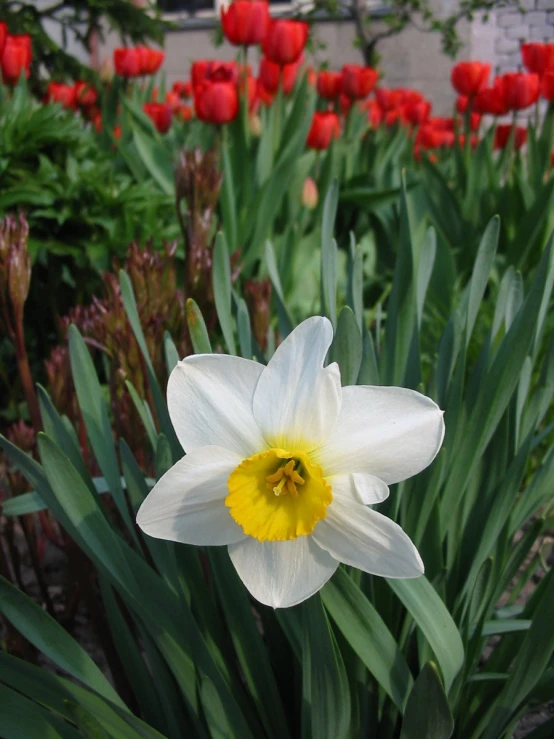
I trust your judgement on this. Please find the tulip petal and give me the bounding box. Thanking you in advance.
[329,472,389,505]
[136,446,245,545]
[253,316,341,450]
[312,385,444,483]
[313,498,424,578]
[228,535,339,608]
[167,354,266,456]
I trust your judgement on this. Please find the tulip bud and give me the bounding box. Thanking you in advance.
[302,177,318,210]
[99,56,114,84]
[0,213,31,335]
[249,113,262,137]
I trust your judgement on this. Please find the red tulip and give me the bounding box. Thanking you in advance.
[428,116,455,131]
[173,80,192,98]
[0,22,7,57]
[137,46,164,75]
[262,19,308,65]
[166,92,193,121]
[1,34,32,84]
[541,70,554,102]
[403,90,424,105]
[191,60,238,87]
[473,79,509,116]
[521,42,554,77]
[259,55,300,95]
[317,70,342,100]
[456,95,470,114]
[417,125,455,149]
[339,93,352,115]
[362,99,382,128]
[375,88,405,111]
[45,82,76,108]
[384,107,406,127]
[114,48,141,77]
[500,72,540,111]
[177,105,193,122]
[221,0,270,46]
[306,111,340,150]
[494,124,527,150]
[341,65,378,99]
[74,81,97,108]
[194,81,239,124]
[92,111,103,133]
[451,61,490,97]
[143,102,172,133]
[405,99,431,125]
[253,78,273,107]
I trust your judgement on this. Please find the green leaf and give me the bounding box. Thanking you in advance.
[220,127,238,254]
[322,568,413,711]
[400,662,454,739]
[465,216,499,348]
[209,549,290,739]
[347,236,364,332]
[480,570,554,739]
[185,298,212,354]
[265,239,294,338]
[0,652,167,739]
[321,180,339,326]
[126,101,174,195]
[119,270,181,459]
[68,325,138,544]
[125,380,158,452]
[383,171,418,387]
[357,329,380,385]
[37,385,92,491]
[416,227,436,328]
[98,576,170,734]
[212,232,237,355]
[0,682,78,739]
[302,594,351,739]
[164,331,180,374]
[387,577,464,693]
[0,575,126,709]
[237,298,253,359]
[329,306,363,386]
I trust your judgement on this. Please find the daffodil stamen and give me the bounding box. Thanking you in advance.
[266,459,305,497]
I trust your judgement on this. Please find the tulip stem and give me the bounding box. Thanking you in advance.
[274,72,284,156]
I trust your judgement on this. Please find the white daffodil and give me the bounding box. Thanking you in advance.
[137,317,444,608]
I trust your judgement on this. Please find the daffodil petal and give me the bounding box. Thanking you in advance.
[252,316,341,450]
[167,354,266,456]
[228,536,339,608]
[329,473,389,505]
[312,498,424,578]
[313,385,444,483]
[136,446,245,545]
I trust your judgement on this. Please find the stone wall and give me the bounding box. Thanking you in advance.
[474,0,554,74]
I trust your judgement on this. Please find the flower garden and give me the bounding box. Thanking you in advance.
[0,3,553,738]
